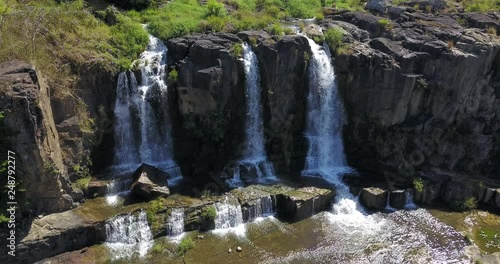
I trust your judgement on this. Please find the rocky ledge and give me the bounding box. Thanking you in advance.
[10,184,332,263]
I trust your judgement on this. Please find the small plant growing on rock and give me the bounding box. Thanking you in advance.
[452,197,477,212]
[177,236,195,255]
[268,23,284,36]
[147,197,166,224]
[378,19,393,30]
[152,241,165,253]
[230,43,243,57]
[312,35,324,44]
[202,206,217,222]
[413,178,424,193]
[324,27,344,51]
[72,176,91,190]
[304,51,311,62]
[486,27,497,36]
[416,77,428,90]
[248,36,258,47]
[425,5,432,13]
[447,40,455,49]
[168,68,179,83]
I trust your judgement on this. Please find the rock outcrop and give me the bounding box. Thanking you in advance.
[329,10,500,184]
[0,61,74,214]
[130,163,170,199]
[360,187,387,209]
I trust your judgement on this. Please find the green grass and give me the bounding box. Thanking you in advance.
[168,68,179,83]
[146,197,166,224]
[332,0,367,11]
[459,0,500,12]
[378,18,393,30]
[72,176,91,190]
[177,236,195,255]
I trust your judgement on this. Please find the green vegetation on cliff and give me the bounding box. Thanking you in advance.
[0,0,148,94]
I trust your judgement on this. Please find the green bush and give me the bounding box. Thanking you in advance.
[177,236,195,255]
[268,23,284,35]
[72,176,91,190]
[462,0,499,12]
[201,206,217,221]
[168,68,179,83]
[146,197,165,223]
[205,0,227,17]
[413,178,424,193]
[230,43,243,57]
[109,14,149,69]
[378,18,392,30]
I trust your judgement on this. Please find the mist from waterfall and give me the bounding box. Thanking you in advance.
[112,34,181,175]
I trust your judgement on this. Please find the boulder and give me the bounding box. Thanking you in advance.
[360,187,387,210]
[440,180,475,204]
[389,190,406,209]
[277,187,334,222]
[365,0,390,13]
[70,188,85,203]
[130,163,171,199]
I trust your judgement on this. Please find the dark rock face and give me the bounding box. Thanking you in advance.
[389,190,406,209]
[331,11,500,185]
[360,187,387,209]
[131,163,170,199]
[0,61,74,214]
[166,32,311,179]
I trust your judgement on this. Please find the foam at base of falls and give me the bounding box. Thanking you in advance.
[166,208,185,241]
[213,201,246,236]
[105,211,153,259]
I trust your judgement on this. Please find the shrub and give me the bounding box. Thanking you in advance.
[324,27,344,51]
[462,0,499,12]
[413,178,424,193]
[146,197,165,223]
[204,15,227,32]
[168,68,179,83]
[312,35,324,44]
[72,176,91,190]
[452,197,477,212]
[205,0,227,17]
[268,23,284,35]
[201,206,217,221]
[230,43,243,57]
[177,237,195,255]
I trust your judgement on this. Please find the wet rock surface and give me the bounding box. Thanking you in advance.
[360,187,388,209]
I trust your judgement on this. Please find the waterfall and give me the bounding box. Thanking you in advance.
[302,36,361,216]
[303,37,348,180]
[213,200,245,236]
[404,191,418,210]
[243,195,275,222]
[231,42,277,187]
[112,34,180,172]
[105,211,153,259]
[166,208,185,239]
[385,192,396,212]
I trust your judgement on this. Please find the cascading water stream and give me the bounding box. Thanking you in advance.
[166,208,185,241]
[213,198,245,236]
[107,33,182,204]
[105,211,153,259]
[230,42,277,187]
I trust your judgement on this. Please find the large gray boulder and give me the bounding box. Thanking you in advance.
[365,0,391,13]
[130,163,171,199]
[360,187,387,210]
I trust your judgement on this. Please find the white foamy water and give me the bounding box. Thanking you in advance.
[105,211,153,259]
[166,208,185,242]
[112,33,181,176]
[213,199,246,236]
